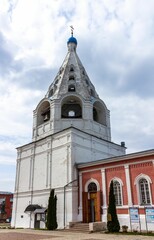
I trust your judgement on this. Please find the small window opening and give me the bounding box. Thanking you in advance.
[48,89,54,97]
[85,79,89,86]
[59,67,64,74]
[55,79,59,84]
[70,67,74,72]
[69,76,75,81]
[90,89,95,97]
[68,85,75,92]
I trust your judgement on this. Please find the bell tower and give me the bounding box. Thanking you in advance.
[32,32,111,143]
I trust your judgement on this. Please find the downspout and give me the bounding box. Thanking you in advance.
[63,179,77,229]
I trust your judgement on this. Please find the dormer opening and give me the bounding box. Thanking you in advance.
[61,96,82,119]
[68,84,75,92]
[37,101,50,126]
[90,88,95,97]
[48,89,54,97]
[93,101,106,125]
[85,79,89,86]
[69,75,75,81]
[70,66,74,72]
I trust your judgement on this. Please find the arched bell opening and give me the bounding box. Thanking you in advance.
[37,101,50,126]
[61,96,82,119]
[93,101,107,126]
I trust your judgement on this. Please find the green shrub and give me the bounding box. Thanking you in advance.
[46,189,58,230]
[107,180,120,232]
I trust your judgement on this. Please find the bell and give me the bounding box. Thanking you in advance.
[44,114,49,121]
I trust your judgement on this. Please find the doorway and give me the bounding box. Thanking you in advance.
[83,181,101,223]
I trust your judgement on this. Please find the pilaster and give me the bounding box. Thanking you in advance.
[124,164,133,206]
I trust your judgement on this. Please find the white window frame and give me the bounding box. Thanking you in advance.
[134,174,152,206]
[111,178,123,206]
[84,178,100,192]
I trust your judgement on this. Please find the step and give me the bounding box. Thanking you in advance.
[67,223,89,232]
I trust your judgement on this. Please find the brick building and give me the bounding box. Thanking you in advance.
[0,192,13,222]
[78,149,154,230]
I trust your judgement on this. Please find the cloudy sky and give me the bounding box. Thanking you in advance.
[0,0,154,192]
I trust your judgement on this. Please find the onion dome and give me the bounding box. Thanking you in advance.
[67,36,77,45]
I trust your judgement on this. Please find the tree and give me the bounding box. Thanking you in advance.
[46,189,58,230]
[107,180,120,232]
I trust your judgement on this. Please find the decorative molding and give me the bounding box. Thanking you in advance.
[134,173,152,185]
[84,178,100,192]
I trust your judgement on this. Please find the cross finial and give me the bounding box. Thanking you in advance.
[70,25,74,37]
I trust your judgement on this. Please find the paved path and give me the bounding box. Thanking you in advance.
[0,229,153,240]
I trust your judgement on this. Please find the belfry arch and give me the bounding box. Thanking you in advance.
[93,101,107,125]
[37,101,50,126]
[61,96,82,119]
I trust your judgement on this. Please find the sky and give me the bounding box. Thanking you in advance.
[0,0,154,192]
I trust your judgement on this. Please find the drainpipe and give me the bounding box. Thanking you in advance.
[63,179,77,229]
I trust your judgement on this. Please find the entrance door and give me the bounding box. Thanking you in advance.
[34,214,40,229]
[82,182,101,223]
[88,192,97,222]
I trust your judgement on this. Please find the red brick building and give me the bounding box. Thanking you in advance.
[78,149,154,231]
[0,192,13,222]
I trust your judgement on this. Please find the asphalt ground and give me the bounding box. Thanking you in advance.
[0,229,154,240]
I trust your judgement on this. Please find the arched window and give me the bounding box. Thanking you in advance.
[135,174,152,206]
[88,182,97,193]
[139,178,151,205]
[113,180,122,206]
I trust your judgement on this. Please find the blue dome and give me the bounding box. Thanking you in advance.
[67,36,77,45]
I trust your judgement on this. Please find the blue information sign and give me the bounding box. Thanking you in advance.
[145,208,154,223]
[130,207,139,223]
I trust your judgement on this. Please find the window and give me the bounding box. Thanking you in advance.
[68,84,75,92]
[88,182,97,192]
[70,67,74,72]
[113,180,122,206]
[69,76,75,81]
[139,178,151,205]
